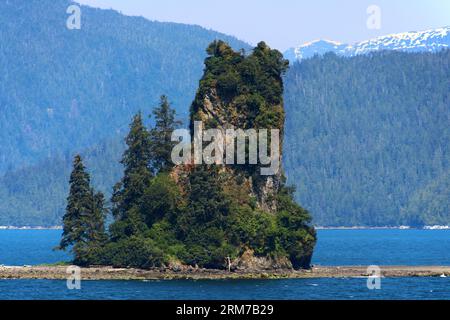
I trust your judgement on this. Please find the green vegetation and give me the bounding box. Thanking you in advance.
[0,139,124,226]
[0,0,250,226]
[284,50,450,227]
[2,1,448,229]
[60,43,316,270]
[191,41,288,132]
[403,171,450,226]
[58,155,107,265]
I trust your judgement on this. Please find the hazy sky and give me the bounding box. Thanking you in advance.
[76,0,450,51]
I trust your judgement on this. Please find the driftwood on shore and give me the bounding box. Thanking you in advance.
[0,265,449,281]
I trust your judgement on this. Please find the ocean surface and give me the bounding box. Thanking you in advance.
[0,229,449,300]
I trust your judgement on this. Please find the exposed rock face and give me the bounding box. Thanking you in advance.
[176,40,316,271]
[232,249,293,271]
[194,90,283,212]
[189,41,289,213]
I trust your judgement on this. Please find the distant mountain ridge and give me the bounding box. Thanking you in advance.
[285,27,450,61]
[284,50,450,227]
[0,0,251,226]
[1,1,448,228]
[0,0,250,174]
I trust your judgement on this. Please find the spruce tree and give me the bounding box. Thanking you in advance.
[149,95,181,174]
[60,155,107,266]
[59,155,92,250]
[111,113,152,237]
[72,189,108,266]
[86,191,108,244]
[177,165,232,268]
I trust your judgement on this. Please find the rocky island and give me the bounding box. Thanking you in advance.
[56,41,317,273]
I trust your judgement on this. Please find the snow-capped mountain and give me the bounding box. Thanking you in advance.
[283,40,347,62]
[285,27,450,62]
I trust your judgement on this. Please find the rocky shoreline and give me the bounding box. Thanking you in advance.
[0,266,449,281]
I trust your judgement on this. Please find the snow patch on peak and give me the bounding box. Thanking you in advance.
[285,26,450,62]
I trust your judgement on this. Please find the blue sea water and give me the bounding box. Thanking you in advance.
[313,229,450,266]
[1,278,449,300]
[0,229,449,300]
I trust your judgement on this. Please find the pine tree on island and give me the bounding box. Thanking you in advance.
[58,155,107,266]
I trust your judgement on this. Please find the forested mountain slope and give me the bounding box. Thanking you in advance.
[284,50,450,226]
[0,0,249,225]
[0,0,249,173]
[0,138,124,226]
[1,1,448,227]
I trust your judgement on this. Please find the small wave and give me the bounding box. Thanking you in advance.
[424,226,450,230]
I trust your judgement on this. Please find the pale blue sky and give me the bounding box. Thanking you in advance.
[76,0,450,51]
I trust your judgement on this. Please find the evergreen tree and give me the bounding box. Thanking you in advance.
[149,95,182,174]
[141,173,181,227]
[86,191,108,245]
[177,165,233,268]
[110,113,152,238]
[59,155,92,250]
[276,186,316,269]
[59,155,107,266]
[187,166,230,227]
[72,189,108,266]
